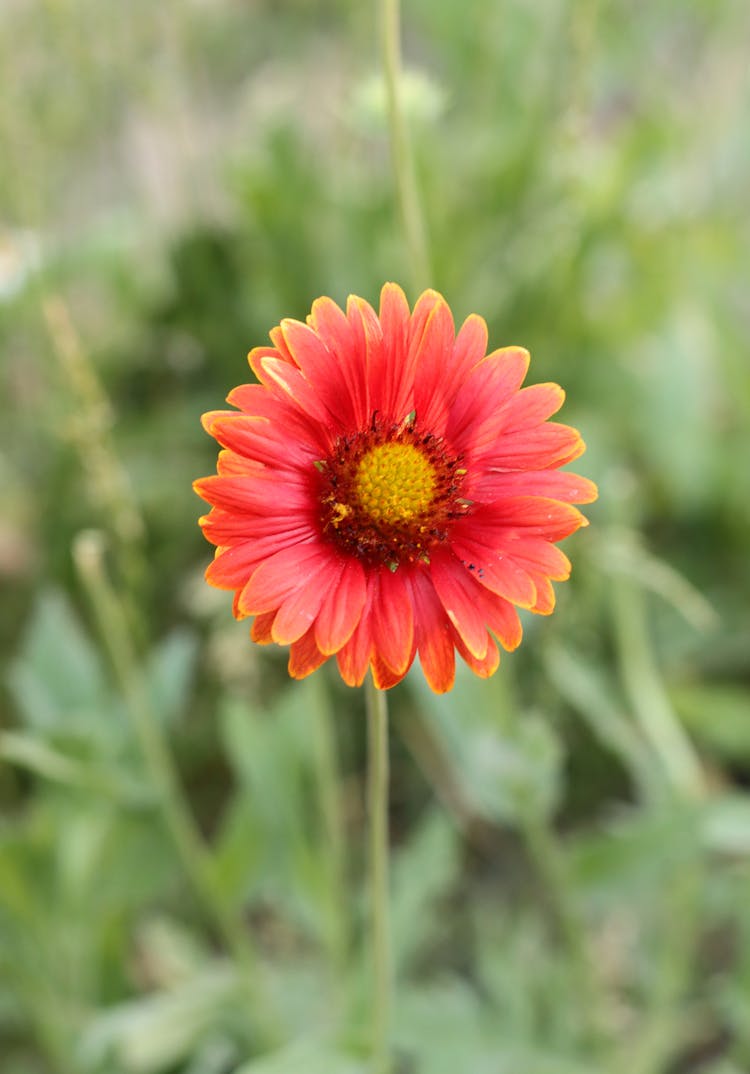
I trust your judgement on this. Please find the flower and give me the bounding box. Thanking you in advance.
[194,284,597,693]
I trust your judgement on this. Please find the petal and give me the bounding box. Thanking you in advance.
[475,497,586,540]
[447,347,530,453]
[472,468,598,504]
[237,541,334,616]
[449,533,537,608]
[411,296,456,433]
[499,383,565,431]
[254,354,335,427]
[205,529,313,589]
[272,565,333,644]
[203,414,318,469]
[453,629,500,679]
[371,651,411,690]
[429,549,489,660]
[251,611,276,643]
[407,570,456,694]
[489,423,586,470]
[193,473,311,515]
[500,538,571,580]
[528,574,556,615]
[289,625,329,679]
[315,558,368,654]
[370,567,415,675]
[378,282,413,419]
[336,584,376,687]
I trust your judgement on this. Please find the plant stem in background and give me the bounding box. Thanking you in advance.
[365,674,393,1074]
[380,0,431,292]
[72,530,280,1048]
[610,574,705,801]
[43,296,145,606]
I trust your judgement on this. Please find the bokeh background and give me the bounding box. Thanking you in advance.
[2,2,750,1072]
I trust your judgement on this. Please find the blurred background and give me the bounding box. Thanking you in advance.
[2,1,750,1072]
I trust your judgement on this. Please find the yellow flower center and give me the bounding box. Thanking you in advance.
[316,415,469,568]
[354,443,437,524]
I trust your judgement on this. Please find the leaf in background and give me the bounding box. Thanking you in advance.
[78,966,241,1074]
[145,628,198,727]
[7,589,125,750]
[669,684,750,763]
[391,808,460,975]
[235,1038,366,1074]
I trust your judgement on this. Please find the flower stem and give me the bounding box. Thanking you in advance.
[380,0,431,292]
[72,531,280,1046]
[365,674,392,1074]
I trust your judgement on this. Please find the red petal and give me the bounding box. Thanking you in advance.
[272,567,333,644]
[336,585,376,686]
[289,625,329,679]
[489,423,586,470]
[429,550,489,660]
[371,652,411,690]
[476,497,586,540]
[370,568,415,675]
[447,347,530,453]
[193,474,311,515]
[251,611,276,643]
[473,469,598,505]
[237,542,334,615]
[205,528,314,588]
[378,282,413,419]
[411,297,456,433]
[529,574,556,614]
[453,629,500,679]
[449,534,537,608]
[407,571,456,694]
[499,383,565,431]
[315,558,368,654]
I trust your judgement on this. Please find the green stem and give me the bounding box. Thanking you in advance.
[610,574,705,801]
[365,674,392,1074]
[380,0,431,292]
[72,531,280,1046]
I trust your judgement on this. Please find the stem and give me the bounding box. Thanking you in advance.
[72,531,279,1046]
[610,574,705,801]
[380,0,431,292]
[365,674,392,1074]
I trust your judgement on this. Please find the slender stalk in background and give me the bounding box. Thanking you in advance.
[365,675,392,1074]
[72,531,280,1047]
[611,574,705,801]
[380,0,431,292]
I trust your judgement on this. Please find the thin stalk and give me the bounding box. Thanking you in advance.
[72,531,280,1046]
[610,574,705,801]
[365,674,392,1074]
[380,0,431,292]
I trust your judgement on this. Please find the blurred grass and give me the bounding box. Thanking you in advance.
[1,1,750,1072]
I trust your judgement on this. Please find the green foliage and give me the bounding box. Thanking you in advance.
[2,1,750,1072]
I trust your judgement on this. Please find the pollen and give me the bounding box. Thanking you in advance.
[355,443,437,524]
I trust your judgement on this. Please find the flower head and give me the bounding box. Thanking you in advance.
[194,285,597,693]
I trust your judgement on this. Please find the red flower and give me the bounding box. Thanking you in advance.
[194,285,597,693]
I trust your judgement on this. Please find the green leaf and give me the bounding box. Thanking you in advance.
[7,589,123,748]
[670,684,750,762]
